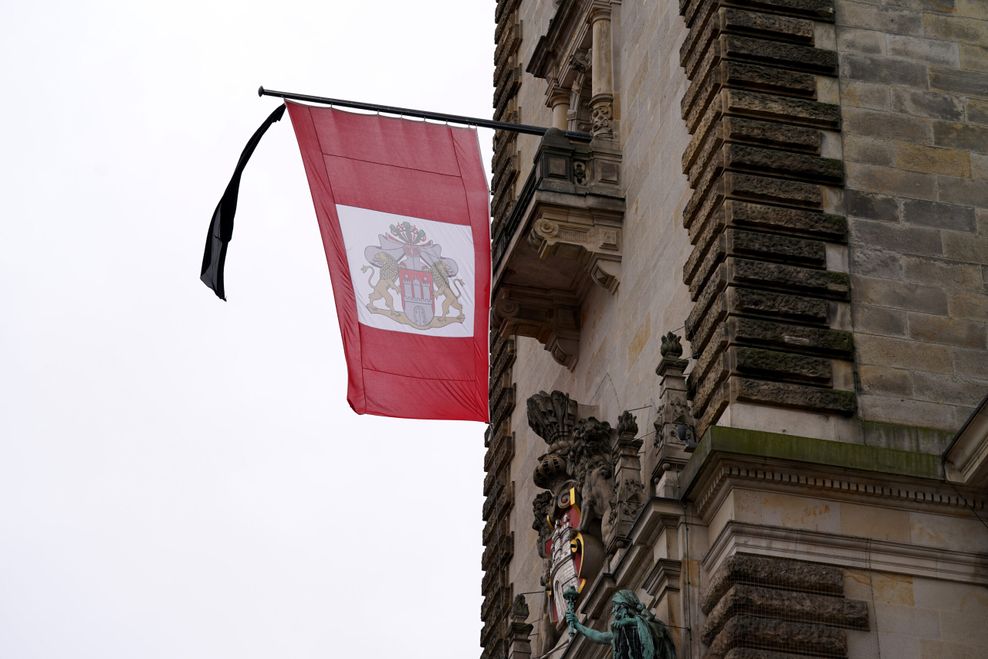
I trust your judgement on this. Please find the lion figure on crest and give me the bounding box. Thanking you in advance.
[362,252,400,311]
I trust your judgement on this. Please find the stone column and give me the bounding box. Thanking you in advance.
[589,3,614,138]
[549,88,570,131]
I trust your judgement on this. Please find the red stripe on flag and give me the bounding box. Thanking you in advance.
[286,102,491,422]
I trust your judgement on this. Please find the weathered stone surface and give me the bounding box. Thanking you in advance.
[693,352,730,413]
[891,88,964,121]
[734,346,832,383]
[855,333,953,372]
[707,616,847,657]
[729,257,851,299]
[725,172,824,207]
[853,275,949,314]
[923,14,988,46]
[734,377,857,413]
[702,554,844,613]
[703,584,869,644]
[838,2,922,36]
[845,162,938,200]
[684,114,822,176]
[720,6,815,43]
[846,189,900,221]
[722,59,818,97]
[939,175,988,207]
[841,53,928,86]
[969,99,988,125]
[719,0,836,22]
[894,143,971,177]
[843,80,891,110]
[853,304,908,337]
[844,135,895,166]
[722,34,838,74]
[933,120,988,155]
[725,200,847,241]
[728,316,855,356]
[908,313,988,349]
[688,289,730,355]
[727,228,828,266]
[888,34,960,66]
[850,247,904,279]
[902,199,976,231]
[844,108,933,143]
[931,67,988,98]
[687,265,727,330]
[724,89,842,128]
[731,286,831,323]
[724,144,843,183]
[838,27,886,55]
[860,364,914,397]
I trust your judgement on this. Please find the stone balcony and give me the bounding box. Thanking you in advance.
[491,129,624,369]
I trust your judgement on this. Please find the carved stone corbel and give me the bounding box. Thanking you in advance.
[528,214,622,295]
[494,286,581,369]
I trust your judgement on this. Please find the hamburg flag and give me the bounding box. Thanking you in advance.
[285,102,491,421]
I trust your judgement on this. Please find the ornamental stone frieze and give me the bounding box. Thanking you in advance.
[525,390,646,655]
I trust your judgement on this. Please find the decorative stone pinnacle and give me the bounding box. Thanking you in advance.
[660,332,684,359]
[617,411,638,437]
[527,390,579,444]
[511,594,530,622]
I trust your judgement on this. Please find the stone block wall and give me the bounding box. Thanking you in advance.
[679,0,858,440]
[844,570,988,658]
[837,0,988,433]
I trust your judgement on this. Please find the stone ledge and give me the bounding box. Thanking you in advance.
[680,426,944,499]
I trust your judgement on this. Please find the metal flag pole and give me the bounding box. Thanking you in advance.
[258,86,592,141]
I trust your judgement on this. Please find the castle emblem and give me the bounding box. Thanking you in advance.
[361,221,466,330]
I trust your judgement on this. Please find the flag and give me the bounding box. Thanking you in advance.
[201,105,286,300]
[285,102,491,421]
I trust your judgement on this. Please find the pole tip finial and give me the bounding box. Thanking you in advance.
[257,86,265,97]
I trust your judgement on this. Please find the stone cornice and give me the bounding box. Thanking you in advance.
[680,426,988,522]
[706,521,988,586]
[682,426,943,492]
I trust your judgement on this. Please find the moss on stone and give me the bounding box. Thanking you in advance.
[681,425,943,494]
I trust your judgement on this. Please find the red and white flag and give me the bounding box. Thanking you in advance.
[286,102,490,421]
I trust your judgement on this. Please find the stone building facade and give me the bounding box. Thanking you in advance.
[482,1,988,658]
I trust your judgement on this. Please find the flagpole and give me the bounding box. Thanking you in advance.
[258,86,593,141]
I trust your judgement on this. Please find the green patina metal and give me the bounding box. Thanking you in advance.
[565,588,676,659]
[680,425,944,497]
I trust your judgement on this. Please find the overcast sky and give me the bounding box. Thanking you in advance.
[0,2,496,656]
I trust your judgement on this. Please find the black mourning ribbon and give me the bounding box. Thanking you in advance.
[200,104,287,300]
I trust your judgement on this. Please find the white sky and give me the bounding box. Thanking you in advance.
[0,2,497,657]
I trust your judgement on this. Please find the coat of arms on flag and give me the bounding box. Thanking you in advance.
[362,220,466,330]
[338,204,477,339]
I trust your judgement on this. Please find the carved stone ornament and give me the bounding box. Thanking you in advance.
[527,391,647,653]
[591,98,613,137]
[649,332,697,495]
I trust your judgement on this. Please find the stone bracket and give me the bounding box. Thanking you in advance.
[492,129,625,369]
